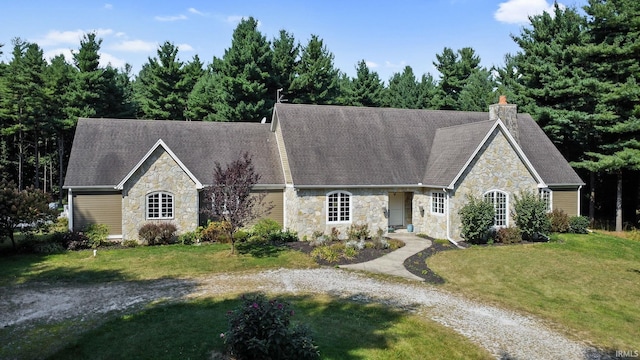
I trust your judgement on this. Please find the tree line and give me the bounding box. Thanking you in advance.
[0,0,638,230]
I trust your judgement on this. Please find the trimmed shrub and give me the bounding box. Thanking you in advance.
[251,218,282,239]
[122,239,139,248]
[138,222,178,245]
[513,191,550,241]
[459,195,495,244]
[85,223,110,248]
[267,229,298,245]
[17,234,65,254]
[569,216,590,234]
[548,209,570,233]
[200,221,231,243]
[222,293,319,360]
[233,229,250,243]
[178,231,198,245]
[496,226,522,244]
[347,223,370,240]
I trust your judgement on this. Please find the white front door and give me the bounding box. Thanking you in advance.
[388,192,404,226]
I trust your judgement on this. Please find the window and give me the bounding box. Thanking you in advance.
[147,192,174,219]
[431,191,446,214]
[483,190,508,226]
[327,191,351,223]
[539,188,552,212]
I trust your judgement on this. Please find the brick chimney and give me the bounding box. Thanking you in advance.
[489,95,518,143]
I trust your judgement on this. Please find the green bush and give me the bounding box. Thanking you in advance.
[200,221,231,243]
[223,294,319,360]
[347,223,370,240]
[51,217,69,233]
[178,231,198,245]
[267,229,298,245]
[459,195,495,244]
[548,209,570,233]
[233,229,250,243]
[496,226,522,244]
[122,239,139,248]
[329,227,340,241]
[251,218,282,238]
[138,222,177,245]
[17,234,65,254]
[569,216,590,234]
[85,223,110,248]
[513,191,550,241]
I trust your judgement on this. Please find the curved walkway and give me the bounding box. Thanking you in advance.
[340,232,432,281]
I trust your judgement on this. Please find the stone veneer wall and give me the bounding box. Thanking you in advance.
[285,187,420,239]
[412,191,448,239]
[122,148,198,241]
[448,129,538,240]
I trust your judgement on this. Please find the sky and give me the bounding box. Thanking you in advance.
[0,0,588,84]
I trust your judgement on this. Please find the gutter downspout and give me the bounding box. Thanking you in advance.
[445,188,465,249]
[67,189,73,231]
[577,185,583,216]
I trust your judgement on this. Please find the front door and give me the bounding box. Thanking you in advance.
[388,192,404,227]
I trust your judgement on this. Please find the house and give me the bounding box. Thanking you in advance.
[63,98,584,243]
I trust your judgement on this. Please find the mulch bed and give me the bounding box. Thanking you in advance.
[286,240,402,266]
[287,238,463,284]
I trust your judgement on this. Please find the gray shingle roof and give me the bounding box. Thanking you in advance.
[64,119,284,187]
[274,103,583,187]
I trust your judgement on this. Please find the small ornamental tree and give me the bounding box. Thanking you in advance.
[513,191,550,241]
[201,152,273,253]
[0,179,57,249]
[458,194,495,244]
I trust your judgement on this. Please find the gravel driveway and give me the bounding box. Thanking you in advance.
[0,268,610,359]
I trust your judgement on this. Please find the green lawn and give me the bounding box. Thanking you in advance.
[8,294,492,360]
[0,242,317,286]
[428,232,640,351]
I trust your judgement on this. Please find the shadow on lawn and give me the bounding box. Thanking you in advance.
[48,293,416,360]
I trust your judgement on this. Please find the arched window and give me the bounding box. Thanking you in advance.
[147,191,174,219]
[539,188,552,212]
[483,190,508,226]
[327,191,351,223]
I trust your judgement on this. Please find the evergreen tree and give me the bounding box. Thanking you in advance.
[210,17,274,122]
[271,30,299,98]
[573,0,640,231]
[458,68,496,112]
[134,41,189,120]
[65,33,104,120]
[433,47,481,110]
[185,67,219,121]
[385,66,420,108]
[0,39,47,190]
[289,35,339,105]
[341,60,384,107]
[416,73,438,109]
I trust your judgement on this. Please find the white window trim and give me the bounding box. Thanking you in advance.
[539,188,553,213]
[483,189,509,227]
[326,190,352,224]
[430,191,446,215]
[146,191,175,220]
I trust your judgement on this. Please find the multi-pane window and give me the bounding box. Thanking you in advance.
[484,190,508,226]
[431,191,446,214]
[147,192,174,219]
[539,188,552,212]
[327,191,351,223]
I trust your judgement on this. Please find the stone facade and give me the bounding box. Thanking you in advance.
[121,147,198,241]
[448,128,538,240]
[285,187,420,239]
[413,190,448,239]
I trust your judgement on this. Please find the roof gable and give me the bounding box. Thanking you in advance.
[115,139,202,190]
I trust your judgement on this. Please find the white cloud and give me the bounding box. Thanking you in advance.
[188,7,206,16]
[34,28,114,46]
[494,0,563,25]
[110,39,157,52]
[99,52,127,68]
[104,3,113,10]
[115,32,126,38]
[155,14,188,22]
[225,15,245,24]
[177,43,194,51]
[366,61,379,68]
[384,60,407,69]
[43,48,74,64]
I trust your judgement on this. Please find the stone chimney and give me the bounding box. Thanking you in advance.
[489,95,518,143]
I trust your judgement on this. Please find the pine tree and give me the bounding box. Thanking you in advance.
[271,30,299,98]
[385,66,420,109]
[458,68,496,112]
[573,0,640,231]
[210,17,274,122]
[134,41,189,120]
[185,68,219,121]
[433,47,481,110]
[289,35,339,105]
[341,60,384,107]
